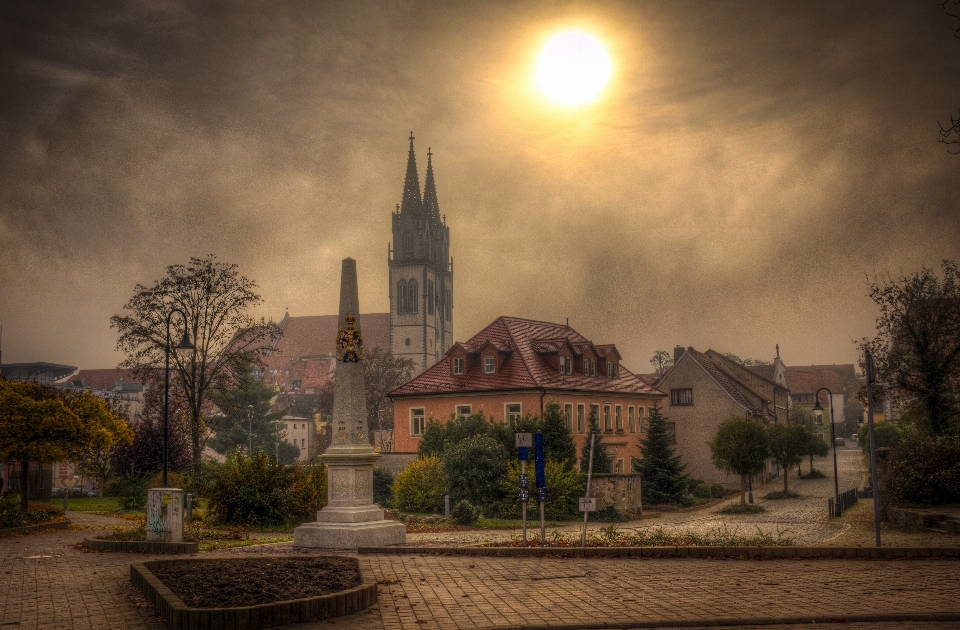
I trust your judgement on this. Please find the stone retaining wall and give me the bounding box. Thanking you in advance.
[130,556,377,630]
[887,506,960,535]
[0,519,70,537]
[85,537,199,554]
[590,473,642,518]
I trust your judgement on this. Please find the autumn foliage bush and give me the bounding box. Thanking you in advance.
[392,456,446,513]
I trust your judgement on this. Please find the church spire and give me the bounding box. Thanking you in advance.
[422,147,440,218]
[400,132,423,215]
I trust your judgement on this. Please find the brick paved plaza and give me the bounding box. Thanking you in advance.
[2,447,959,629]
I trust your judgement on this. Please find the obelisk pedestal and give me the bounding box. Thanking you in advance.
[294,257,406,549]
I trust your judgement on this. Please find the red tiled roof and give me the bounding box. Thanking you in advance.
[65,369,141,391]
[784,369,845,396]
[261,312,390,392]
[390,316,663,397]
[746,364,777,381]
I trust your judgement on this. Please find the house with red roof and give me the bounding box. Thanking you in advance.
[655,346,789,487]
[783,368,846,434]
[389,316,665,472]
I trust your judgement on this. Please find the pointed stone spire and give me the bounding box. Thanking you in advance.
[423,147,440,219]
[400,132,422,215]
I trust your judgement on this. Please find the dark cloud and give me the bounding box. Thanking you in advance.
[1,0,958,373]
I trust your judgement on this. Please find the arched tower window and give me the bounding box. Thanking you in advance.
[402,231,414,260]
[397,279,407,314]
[408,280,418,314]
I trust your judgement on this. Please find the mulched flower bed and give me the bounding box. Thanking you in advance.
[150,557,362,608]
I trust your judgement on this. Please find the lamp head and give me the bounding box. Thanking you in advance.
[812,399,823,413]
[175,329,195,352]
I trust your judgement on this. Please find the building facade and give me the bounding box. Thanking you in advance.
[390,316,665,471]
[656,347,787,487]
[388,134,453,376]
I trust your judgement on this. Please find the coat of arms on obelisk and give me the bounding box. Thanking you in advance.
[336,315,363,363]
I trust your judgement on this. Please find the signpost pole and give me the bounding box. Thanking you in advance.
[59,475,77,512]
[581,432,596,548]
[534,432,546,547]
[865,350,882,547]
[516,432,531,546]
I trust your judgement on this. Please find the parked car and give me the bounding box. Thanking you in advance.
[835,438,846,446]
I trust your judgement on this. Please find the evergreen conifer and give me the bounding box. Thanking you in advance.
[636,404,688,505]
[579,408,611,473]
[541,401,577,469]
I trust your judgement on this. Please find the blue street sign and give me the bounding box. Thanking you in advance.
[518,474,528,489]
[519,489,529,503]
[534,432,546,489]
[518,446,528,461]
[537,487,547,502]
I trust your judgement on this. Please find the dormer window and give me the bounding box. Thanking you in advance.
[452,358,464,375]
[559,356,572,375]
[584,359,596,376]
[484,355,495,374]
[606,362,619,378]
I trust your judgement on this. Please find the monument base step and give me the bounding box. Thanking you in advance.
[293,520,406,549]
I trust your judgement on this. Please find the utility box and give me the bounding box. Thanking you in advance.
[146,488,184,542]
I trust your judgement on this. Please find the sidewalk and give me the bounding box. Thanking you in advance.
[2,509,959,630]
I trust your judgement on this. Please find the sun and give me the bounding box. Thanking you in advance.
[535,30,612,106]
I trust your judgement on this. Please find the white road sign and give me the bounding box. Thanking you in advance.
[578,497,597,512]
[515,432,532,448]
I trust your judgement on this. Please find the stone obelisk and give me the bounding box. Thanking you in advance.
[294,258,406,549]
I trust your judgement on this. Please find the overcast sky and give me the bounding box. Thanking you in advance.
[2,0,959,375]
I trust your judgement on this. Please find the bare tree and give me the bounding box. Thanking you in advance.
[939,1,960,153]
[111,255,280,481]
[650,350,673,375]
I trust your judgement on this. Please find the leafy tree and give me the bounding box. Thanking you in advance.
[802,427,829,475]
[64,392,134,496]
[722,353,771,366]
[709,416,769,505]
[498,460,584,519]
[110,380,192,479]
[856,260,960,437]
[417,412,490,458]
[0,379,85,510]
[650,350,673,375]
[767,423,807,493]
[789,405,818,431]
[579,408,611,474]
[392,456,446,513]
[443,434,510,509]
[540,401,577,468]
[207,374,291,459]
[636,404,688,506]
[111,255,280,482]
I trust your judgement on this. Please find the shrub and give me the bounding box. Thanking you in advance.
[685,478,706,494]
[443,435,510,509]
[692,483,712,498]
[886,432,960,506]
[710,483,725,498]
[203,449,326,526]
[451,500,478,526]
[115,469,151,512]
[373,469,394,507]
[495,460,585,520]
[0,494,25,528]
[859,421,902,454]
[392,456,446,513]
[589,506,626,522]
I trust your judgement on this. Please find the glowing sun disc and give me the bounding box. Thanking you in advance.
[535,30,611,105]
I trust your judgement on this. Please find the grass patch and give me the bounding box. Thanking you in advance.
[501,522,792,547]
[764,491,801,500]
[718,503,767,514]
[799,470,827,479]
[45,496,123,512]
[199,537,293,551]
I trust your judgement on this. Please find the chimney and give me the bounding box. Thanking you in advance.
[674,345,686,364]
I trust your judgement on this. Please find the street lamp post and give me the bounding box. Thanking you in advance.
[163,309,194,488]
[813,387,840,511]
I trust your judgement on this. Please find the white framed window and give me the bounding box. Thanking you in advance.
[452,357,464,375]
[665,421,677,443]
[564,403,573,431]
[671,389,693,405]
[590,404,600,429]
[615,405,623,432]
[603,404,612,432]
[456,405,472,417]
[484,356,495,374]
[411,408,426,436]
[615,459,624,473]
[638,407,646,431]
[559,356,571,375]
[628,406,636,433]
[506,403,521,424]
[577,404,586,434]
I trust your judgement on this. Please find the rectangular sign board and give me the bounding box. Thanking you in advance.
[579,497,597,512]
[518,489,529,503]
[515,432,532,448]
[518,474,528,489]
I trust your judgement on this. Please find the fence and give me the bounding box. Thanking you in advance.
[828,487,859,518]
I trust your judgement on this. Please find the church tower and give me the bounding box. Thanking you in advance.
[388,133,453,375]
